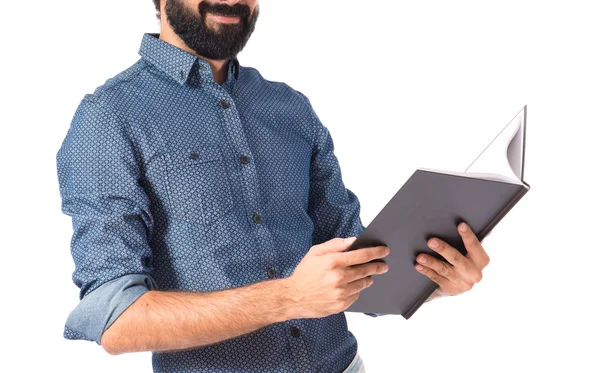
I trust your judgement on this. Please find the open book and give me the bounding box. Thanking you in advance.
[345,106,530,319]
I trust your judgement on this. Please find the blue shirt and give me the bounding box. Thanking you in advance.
[56,33,377,373]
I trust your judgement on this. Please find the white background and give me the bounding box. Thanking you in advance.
[2,0,599,372]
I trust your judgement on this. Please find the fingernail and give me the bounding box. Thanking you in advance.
[382,265,389,273]
[416,265,424,271]
[460,223,468,232]
[344,237,357,244]
[429,239,439,249]
[417,256,427,264]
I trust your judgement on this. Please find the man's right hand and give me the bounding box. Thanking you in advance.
[281,237,390,319]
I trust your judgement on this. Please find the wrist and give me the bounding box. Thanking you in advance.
[267,278,298,323]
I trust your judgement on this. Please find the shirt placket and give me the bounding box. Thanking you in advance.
[215,81,316,372]
[285,320,315,372]
[213,84,280,283]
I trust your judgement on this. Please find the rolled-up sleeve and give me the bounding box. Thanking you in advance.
[57,97,157,344]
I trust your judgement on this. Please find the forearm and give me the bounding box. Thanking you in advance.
[101,278,293,355]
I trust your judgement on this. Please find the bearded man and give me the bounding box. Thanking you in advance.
[56,1,489,372]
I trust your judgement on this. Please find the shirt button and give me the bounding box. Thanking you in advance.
[190,152,199,160]
[219,99,230,109]
[267,268,276,278]
[240,155,251,164]
[291,327,301,338]
[252,213,262,224]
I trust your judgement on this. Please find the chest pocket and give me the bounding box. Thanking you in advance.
[162,146,233,225]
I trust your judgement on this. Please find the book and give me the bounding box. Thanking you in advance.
[345,106,530,319]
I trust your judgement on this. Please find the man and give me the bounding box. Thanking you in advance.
[56,1,490,372]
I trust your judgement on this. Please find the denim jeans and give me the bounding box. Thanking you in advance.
[342,353,366,373]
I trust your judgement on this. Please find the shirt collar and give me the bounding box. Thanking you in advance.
[139,33,239,86]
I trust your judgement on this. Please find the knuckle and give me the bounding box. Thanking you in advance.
[342,300,352,310]
[331,237,345,246]
[361,264,371,277]
[340,297,355,310]
[483,255,491,267]
[359,250,370,263]
[474,272,483,283]
[452,252,462,263]
[438,264,448,275]
[333,288,346,299]
[326,257,339,269]
[328,271,344,286]
[333,273,345,286]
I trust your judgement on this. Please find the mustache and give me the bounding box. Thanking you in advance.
[198,2,251,18]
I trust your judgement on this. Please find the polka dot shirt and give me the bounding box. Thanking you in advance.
[57,33,372,373]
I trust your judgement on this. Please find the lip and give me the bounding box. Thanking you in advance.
[207,13,241,24]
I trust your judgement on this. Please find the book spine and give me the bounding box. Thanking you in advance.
[478,186,529,241]
[404,282,439,319]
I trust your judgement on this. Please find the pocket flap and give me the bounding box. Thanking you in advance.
[150,146,223,171]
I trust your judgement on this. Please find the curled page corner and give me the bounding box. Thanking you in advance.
[465,106,527,182]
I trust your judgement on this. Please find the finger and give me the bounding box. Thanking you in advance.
[427,238,467,270]
[345,276,374,296]
[458,223,490,268]
[415,254,458,282]
[345,261,389,283]
[312,237,356,255]
[341,245,390,266]
[342,292,361,311]
[415,263,452,289]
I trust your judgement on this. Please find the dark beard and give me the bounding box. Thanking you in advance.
[165,0,259,60]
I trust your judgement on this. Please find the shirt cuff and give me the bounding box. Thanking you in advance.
[64,274,157,345]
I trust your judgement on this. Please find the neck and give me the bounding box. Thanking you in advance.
[159,19,229,85]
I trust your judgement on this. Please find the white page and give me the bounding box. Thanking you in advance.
[464,107,526,182]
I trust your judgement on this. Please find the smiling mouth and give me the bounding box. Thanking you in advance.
[207,13,242,23]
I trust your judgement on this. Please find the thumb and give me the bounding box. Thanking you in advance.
[312,237,357,255]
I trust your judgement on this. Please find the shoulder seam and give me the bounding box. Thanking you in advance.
[86,61,151,103]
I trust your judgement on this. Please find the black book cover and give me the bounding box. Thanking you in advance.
[345,169,529,319]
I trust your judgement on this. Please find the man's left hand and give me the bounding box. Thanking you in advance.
[414,222,490,302]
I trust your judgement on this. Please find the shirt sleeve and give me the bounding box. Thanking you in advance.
[301,97,365,245]
[297,93,389,319]
[63,274,157,344]
[56,97,157,345]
